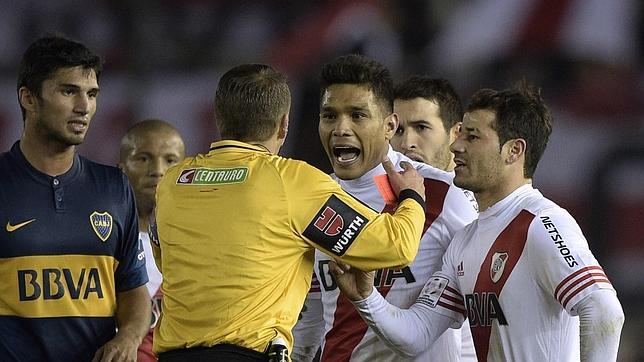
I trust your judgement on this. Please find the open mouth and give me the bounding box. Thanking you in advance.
[68,120,88,132]
[332,146,361,164]
[453,158,466,171]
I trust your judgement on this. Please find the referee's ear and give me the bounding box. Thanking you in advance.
[277,113,289,141]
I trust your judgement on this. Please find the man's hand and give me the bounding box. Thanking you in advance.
[92,285,150,362]
[382,157,425,201]
[329,260,375,301]
[91,331,139,362]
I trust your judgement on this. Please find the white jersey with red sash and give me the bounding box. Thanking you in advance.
[137,232,163,362]
[426,184,615,361]
[313,148,477,361]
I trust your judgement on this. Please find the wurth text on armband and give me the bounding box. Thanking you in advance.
[330,216,365,254]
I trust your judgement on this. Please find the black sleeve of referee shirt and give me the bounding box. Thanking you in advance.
[398,189,427,214]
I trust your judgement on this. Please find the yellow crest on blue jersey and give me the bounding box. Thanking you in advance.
[90,212,113,242]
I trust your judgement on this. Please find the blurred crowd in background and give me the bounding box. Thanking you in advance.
[0,0,642,360]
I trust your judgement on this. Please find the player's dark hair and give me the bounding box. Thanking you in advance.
[215,64,291,142]
[17,35,103,121]
[394,76,463,131]
[466,82,553,178]
[320,54,394,114]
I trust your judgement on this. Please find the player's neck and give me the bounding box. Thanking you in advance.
[19,134,76,176]
[476,178,531,212]
[249,137,280,154]
[138,216,150,233]
[137,202,154,232]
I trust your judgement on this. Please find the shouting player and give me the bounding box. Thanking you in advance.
[292,55,477,361]
[331,83,625,361]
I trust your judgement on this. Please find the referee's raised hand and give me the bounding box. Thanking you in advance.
[382,157,425,202]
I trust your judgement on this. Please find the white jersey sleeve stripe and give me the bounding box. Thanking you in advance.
[555,266,612,308]
[445,285,464,302]
[557,271,609,304]
[437,300,467,317]
[561,277,612,309]
[440,292,467,317]
[554,266,603,297]
[442,293,464,306]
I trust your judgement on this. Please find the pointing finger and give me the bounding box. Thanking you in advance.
[399,161,413,172]
[382,157,396,176]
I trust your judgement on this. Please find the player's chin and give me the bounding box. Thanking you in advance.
[332,164,363,180]
[453,172,472,189]
[65,135,85,146]
[141,187,157,198]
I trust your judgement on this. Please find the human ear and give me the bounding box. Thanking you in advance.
[505,138,526,164]
[277,114,289,141]
[19,87,37,112]
[384,113,399,141]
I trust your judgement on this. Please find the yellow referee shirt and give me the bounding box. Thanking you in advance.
[152,140,425,355]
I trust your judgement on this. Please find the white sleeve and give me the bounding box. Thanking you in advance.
[529,209,615,313]
[292,274,324,362]
[574,289,624,362]
[351,274,465,359]
[443,185,478,237]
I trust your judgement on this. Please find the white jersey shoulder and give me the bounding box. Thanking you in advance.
[427,184,614,361]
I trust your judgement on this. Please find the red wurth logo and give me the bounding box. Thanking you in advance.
[303,195,368,256]
[314,207,344,236]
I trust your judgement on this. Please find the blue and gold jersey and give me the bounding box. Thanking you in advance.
[0,142,148,362]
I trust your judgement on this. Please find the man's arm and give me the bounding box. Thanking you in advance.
[92,285,151,362]
[528,209,623,360]
[291,158,427,271]
[292,294,325,362]
[575,290,624,361]
[330,262,462,358]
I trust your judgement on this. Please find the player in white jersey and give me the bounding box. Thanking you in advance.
[291,55,477,362]
[119,119,185,361]
[330,84,625,361]
[392,74,477,361]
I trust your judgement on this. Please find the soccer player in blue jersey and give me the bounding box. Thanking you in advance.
[0,36,150,362]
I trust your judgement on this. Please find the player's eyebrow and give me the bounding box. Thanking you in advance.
[321,104,371,113]
[58,83,100,93]
[462,126,479,133]
[407,119,430,125]
[349,105,370,112]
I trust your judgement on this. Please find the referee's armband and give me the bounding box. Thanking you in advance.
[303,195,368,257]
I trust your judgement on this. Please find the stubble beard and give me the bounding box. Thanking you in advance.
[35,114,85,148]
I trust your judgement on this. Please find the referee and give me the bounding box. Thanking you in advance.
[152,64,427,361]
